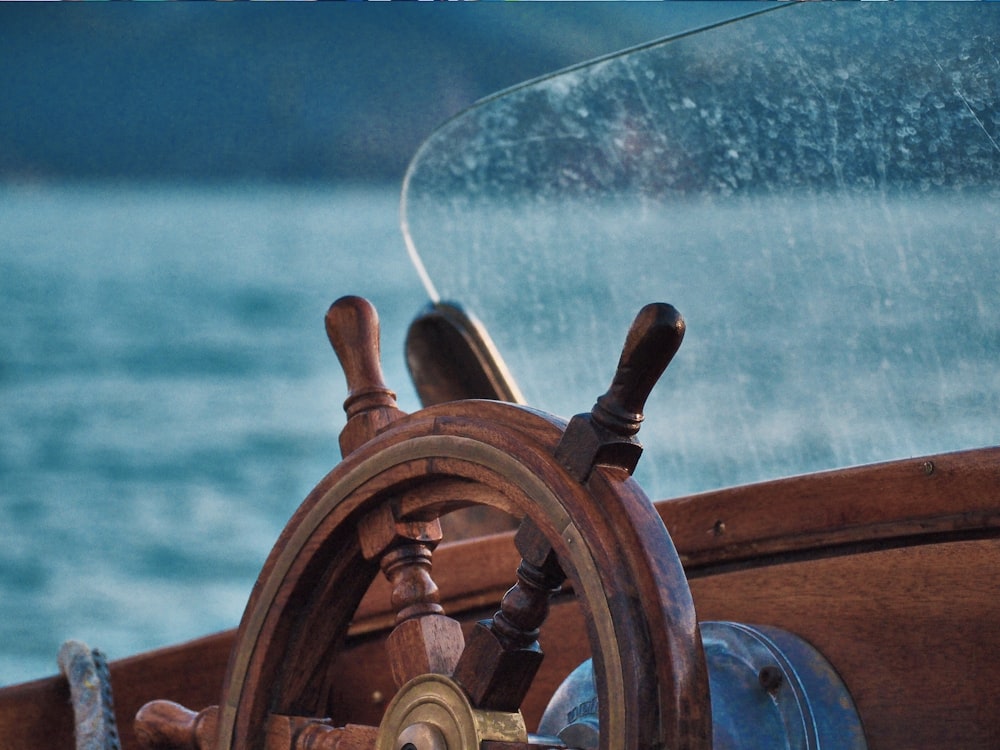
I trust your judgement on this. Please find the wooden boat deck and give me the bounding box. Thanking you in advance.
[3,446,998,749]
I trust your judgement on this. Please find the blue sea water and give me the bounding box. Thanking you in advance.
[2,183,998,687]
[1,183,426,684]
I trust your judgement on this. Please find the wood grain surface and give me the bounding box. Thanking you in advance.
[3,446,997,749]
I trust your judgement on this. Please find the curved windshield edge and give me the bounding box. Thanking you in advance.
[400,2,783,299]
[397,4,999,499]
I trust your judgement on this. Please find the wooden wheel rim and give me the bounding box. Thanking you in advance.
[216,402,710,750]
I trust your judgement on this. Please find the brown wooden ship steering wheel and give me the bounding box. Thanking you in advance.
[135,296,712,750]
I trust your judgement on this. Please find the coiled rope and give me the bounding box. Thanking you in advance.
[57,641,122,750]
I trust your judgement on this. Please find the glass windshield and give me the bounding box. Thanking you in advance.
[401,4,999,500]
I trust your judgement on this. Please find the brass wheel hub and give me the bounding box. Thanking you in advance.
[376,674,528,750]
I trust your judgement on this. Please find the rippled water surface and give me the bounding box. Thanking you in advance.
[1,184,424,683]
[2,183,997,685]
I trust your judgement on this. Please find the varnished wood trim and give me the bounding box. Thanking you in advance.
[4,446,996,750]
[658,446,1000,569]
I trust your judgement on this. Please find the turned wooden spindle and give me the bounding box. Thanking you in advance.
[357,504,465,689]
[381,543,445,624]
[325,296,406,457]
[488,521,566,650]
[556,302,685,482]
[380,540,465,688]
[452,518,566,712]
[134,700,219,750]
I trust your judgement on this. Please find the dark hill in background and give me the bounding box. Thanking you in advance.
[1,3,756,184]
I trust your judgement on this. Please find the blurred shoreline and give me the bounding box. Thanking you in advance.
[1,4,758,185]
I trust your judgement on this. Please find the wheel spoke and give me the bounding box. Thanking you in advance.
[135,700,218,750]
[452,518,566,712]
[358,502,465,688]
